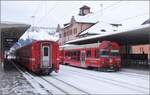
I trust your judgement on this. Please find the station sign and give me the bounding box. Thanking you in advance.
[4,38,18,48]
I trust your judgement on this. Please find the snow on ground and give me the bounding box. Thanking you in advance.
[6,62,149,95]
[49,65,149,94]
[23,73,48,94]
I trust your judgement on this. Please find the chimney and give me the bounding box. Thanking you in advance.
[79,5,91,16]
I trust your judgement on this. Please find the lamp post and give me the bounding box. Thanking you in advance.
[31,16,35,31]
[100,4,103,21]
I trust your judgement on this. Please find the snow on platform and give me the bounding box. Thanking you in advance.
[0,61,36,95]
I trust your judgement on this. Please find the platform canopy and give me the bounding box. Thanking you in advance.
[0,22,30,50]
[67,25,150,45]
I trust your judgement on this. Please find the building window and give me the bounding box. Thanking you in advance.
[140,47,144,53]
[70,30,72,35]
[64,32,66,37]
[67,31,69,36]
[74,28,77,34]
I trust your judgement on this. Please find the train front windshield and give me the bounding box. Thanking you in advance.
[100,50,109,57]
[110,50,119,56]
[100,50,119,57]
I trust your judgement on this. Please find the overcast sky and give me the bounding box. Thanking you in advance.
[1,1,149,28]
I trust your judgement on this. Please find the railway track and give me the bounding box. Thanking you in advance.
[42,76,90,95]
[10,61,149,94]
[64,65,149,80]
[11,61,53,94]
[117,72,149,80]
[62,66,149,94]
[11,61,90,94]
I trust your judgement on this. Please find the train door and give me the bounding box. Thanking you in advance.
[41,45,51,68]
[81,50,86,67]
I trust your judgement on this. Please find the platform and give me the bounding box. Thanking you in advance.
[0,61,35,94]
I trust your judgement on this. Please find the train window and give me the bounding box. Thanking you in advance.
[68,52,70,56]
[95,49,99,58]
[77,51,80,56]
[111,50,119,56]
[74,51,76,56]
[100,50,109,57]
[44,47,48,56]
[87,50,91,57]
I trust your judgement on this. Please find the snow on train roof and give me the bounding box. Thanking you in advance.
[20,29,59,42]
[60,43,101,50]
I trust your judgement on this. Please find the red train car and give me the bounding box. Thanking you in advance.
[60,41,121,71]
[15,40,59,74]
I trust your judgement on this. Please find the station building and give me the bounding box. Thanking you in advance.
[57,5,122,45]
[57,5,97,45]
[57,5,150,68]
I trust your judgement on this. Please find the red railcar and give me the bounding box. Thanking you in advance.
[15,40,59,74]
[60,41,121,71]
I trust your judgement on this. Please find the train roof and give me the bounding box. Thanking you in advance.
[60,43,100,50]
[16,40,57,51]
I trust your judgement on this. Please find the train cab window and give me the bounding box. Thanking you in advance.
[111,50,119,56]
[100,50,109,57]
[44,47,48,56]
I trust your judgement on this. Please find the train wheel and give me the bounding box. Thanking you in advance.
[87,66,93,70]
[115,68,120,71]
[48,69,53,75]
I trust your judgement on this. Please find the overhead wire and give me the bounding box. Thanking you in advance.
[90,1,122,17]
[116,13,148,23]
[29,2,44,26]
[35,2,58,26]
[32,2,43,17]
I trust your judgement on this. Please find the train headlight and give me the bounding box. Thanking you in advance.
[109,58,113,63]
[101,62,105,64]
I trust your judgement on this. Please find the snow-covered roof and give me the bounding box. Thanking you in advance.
[79,21,121,35]
[60,44,77,48]
[75,11,120,24]
[80,5,90,9]
[142,18,150,25]
[75,14,98,23]
[0,21,30,29]
[66,24,150,45]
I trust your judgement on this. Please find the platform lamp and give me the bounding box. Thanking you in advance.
[100,4,103,21]
[31,16,35,32]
